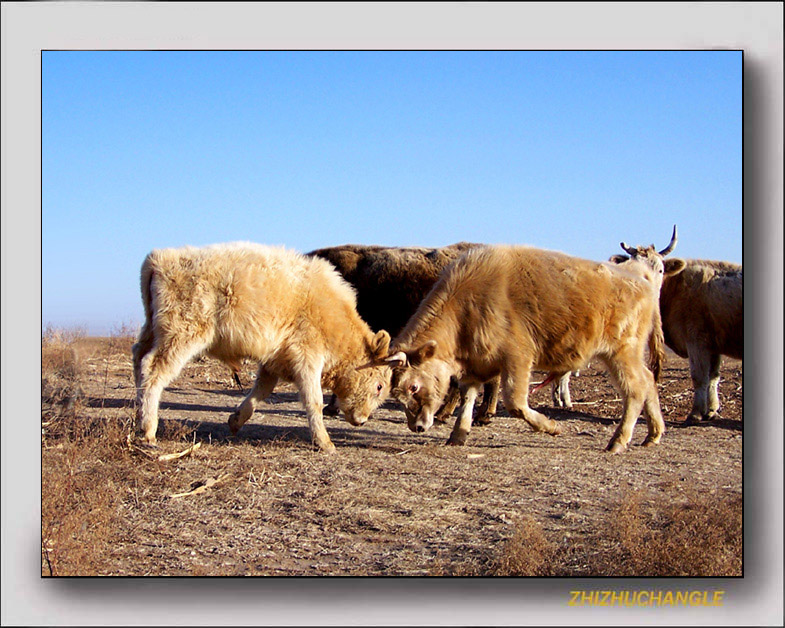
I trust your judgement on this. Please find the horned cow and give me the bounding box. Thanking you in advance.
[132,242,392,453]
[553,228,742,424]
[307,242,500,423]
[554,227,686,407]
[659,259,742,421]
[387,245,668,453]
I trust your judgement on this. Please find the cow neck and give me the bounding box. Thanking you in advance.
[321,317,375,389]
[396,301,460,367]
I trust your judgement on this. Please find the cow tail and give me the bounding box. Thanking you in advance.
[648,308,665,383]
[132,254,158,388]
[139,254,156,326]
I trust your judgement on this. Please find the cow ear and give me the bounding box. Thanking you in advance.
[370,330,391,360]
[663,258,686,276]
[411,340,438,365]
[608,254,629,265]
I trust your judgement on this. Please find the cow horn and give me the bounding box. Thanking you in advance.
[385,351,408,367]
[619,241,637,256]
[658,225,678,256]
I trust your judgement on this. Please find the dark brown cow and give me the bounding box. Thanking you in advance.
[659,259,742,421]
[387,245,668,453]
[307,242,500,422]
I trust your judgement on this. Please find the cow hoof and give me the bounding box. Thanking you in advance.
[606,440,627,454]
[318,443,337,455]
[323,405,340,417]
[703,413,719,422]
[641,438,660,448]
[472,416,493,427]
[132,429,159,448]
[446,434,467,446]
[227,412,242,435]
[548,422,562,436]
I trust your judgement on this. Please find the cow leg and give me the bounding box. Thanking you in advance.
[447,384,481,446]
[640,370,666,448]
[603,354,649,453]
[501,361,562,436]
[136,335,209,446]
[435,384,461,423]
[552,372,573,409]
[686,346,713,422]
[228,366,279,435]
[474,377,500,425]
[296,368,336,454]
[705,353,723,420]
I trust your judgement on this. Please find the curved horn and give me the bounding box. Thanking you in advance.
[385,351,408,367]
[658,225,678,256]
[619,241,637,256]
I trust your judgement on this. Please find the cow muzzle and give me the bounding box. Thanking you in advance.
[344,413,368,427]
[406,408,434,434]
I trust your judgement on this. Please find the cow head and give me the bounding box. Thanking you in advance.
[386,341,453,433]
[336,330,393,426]
[608,225,686,289]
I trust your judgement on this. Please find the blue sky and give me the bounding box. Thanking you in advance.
[42,51,742,335]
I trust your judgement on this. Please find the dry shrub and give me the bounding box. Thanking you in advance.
[41,415,132,576]
[109,321,139,355]
[41,327,143,575]
[42,326,85,420]
[491,516,554,576]
[430,516,554,576]
[612,490,742,577]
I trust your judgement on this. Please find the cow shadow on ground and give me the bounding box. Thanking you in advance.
[85,391,314,415]
[87,396,242,415]
[86,397,135,410]
[666,416,742,432]
[191,389,303,403]
[529,406,618,426]
[166,417,424,451]
[491,405,742,433]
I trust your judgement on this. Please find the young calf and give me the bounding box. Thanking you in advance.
[132,243,392,453]
[388,245,668,453]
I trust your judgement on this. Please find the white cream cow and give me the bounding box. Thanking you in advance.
[131,242,392,453]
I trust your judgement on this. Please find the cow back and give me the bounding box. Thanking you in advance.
[396,245,660,374]
[308,242,482,336]
[659,259,743,360]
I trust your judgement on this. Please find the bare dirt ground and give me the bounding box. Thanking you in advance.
[41,335,742,576]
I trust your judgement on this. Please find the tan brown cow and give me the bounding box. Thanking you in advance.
[605,229,740,421]
[554,227,686,408]
[307,242,500,423]
[387,245,668,453]
[659,259,742,421]
[131,242,392,453]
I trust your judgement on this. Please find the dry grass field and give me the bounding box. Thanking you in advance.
[41,328,742,577]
